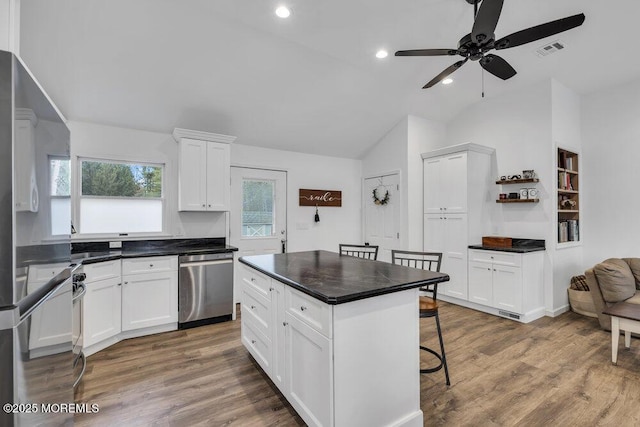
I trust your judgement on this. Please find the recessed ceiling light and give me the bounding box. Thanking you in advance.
[442,78,454,85]
[275,6,291,18]
[375,50,388,59]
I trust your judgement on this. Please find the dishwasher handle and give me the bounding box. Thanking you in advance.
[179,259,233,268]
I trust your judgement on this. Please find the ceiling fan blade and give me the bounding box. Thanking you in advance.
[495,13,585,50]
[423,59,468,89]
[471,0,504,44]
[480,54,516,80]
[395,49,458,57]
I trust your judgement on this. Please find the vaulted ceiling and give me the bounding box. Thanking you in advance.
[18,0,640,158]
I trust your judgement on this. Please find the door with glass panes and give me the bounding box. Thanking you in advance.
[230,167,287,307]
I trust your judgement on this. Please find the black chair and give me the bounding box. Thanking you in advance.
[391,250,450,385]
[339,244,379,260]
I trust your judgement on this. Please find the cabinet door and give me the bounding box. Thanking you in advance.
[441,214,468,300]
[205,141,231,211]
[121,271,178,331]
[423,158,442,214]
[84,277,122,347]
[468,261,493,306]
[178,138,208,211]
[442,152,467,213]
[423,214,445,253]
[493,265,522,313]
[271,281,286,391]
[29,280,72,351]
[285,312,333,427]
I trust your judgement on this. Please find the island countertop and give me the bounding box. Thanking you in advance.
[239,250,449,305]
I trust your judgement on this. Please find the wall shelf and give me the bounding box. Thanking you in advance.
[496,199,539,204]
[495,178,539,184]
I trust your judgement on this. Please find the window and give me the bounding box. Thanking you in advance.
[78,158,164,234]
[242,180,275,237]
[50,157,71,236]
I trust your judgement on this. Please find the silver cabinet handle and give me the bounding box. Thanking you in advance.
[269,287,274,291]
[250,305,256,310]
[202,204,206,207]
[117,282,122,286]
[73,352,86,389]
[150,264,154,267]
[251,339,256,344]
[208,204,211,207]
[283,321,288,326]
[250,278,256,282]
[300,306,307,311]
[124,281,128,285]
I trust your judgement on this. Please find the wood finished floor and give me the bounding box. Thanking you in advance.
[75,303,640,426]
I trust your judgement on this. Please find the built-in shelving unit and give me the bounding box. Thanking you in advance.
[557,148,580,243]
[496,199,539,204]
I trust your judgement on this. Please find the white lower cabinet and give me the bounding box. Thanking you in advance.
[285,312,332,427]
[83,260,122,349]
[82,256,178,356]
[467,249,544,321]
[121,270,178,331]
[240,263,422,427]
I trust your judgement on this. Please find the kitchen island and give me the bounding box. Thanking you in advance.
[239,250,449,427]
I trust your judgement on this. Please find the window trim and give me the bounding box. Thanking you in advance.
[75,156,167,237]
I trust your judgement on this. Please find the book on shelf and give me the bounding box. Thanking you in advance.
[559,151,566,169]
[558,220,579,243]
[566,157,573,171]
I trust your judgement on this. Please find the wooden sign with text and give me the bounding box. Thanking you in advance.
[299,189,342,207]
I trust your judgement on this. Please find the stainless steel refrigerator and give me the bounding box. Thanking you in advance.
[0,50,77,426]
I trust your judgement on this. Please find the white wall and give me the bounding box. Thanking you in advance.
[231,144,362,253]
[582,77,640,267]
[406,116,446,250]
[362,115,445,252]
[445,80,563,314]
[69,121,227,240]
[551,79,583,310]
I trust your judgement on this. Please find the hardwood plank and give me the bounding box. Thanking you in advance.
[75,302,640,426]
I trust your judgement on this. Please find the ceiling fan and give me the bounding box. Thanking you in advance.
[395,0,585,89]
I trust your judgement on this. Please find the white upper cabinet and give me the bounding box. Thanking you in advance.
[173,128,235,212]
[424,152,468,214]
[14,109,39,212]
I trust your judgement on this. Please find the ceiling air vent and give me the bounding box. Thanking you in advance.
[535,40,565,57]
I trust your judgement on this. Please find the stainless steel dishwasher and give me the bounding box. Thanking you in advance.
[178,252,233,329]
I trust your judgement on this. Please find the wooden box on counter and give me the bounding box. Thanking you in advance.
[482,236,512,248]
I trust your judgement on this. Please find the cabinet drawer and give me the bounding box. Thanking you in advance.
[122,256,178,275]
[83,260,122,283]
[240,264,272,300]
[286,287,332,339]
[241,284,271,337]
[242,318,272,375]
[469,250,521,267]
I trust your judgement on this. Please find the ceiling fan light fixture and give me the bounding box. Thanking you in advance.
[375,50,388,59]
[275,6,291,18]
[442,78,454,85]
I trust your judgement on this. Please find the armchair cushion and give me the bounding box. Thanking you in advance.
[623,258,640,289]
[593,258,636,303]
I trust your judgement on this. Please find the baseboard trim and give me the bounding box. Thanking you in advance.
[439,295,545,324]
[85,323,178,358]
[545,304,570,317]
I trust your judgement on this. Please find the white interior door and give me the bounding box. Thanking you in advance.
[230,167,287,304]
[364,174,400,263]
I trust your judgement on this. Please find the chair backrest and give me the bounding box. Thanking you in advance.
[391,250,443,300]
[339,244,379,260]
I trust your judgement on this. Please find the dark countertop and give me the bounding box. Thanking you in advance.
[469,238,545,253]
[239,250,449,305]
[71,238,237,265]
[468,245,545,253]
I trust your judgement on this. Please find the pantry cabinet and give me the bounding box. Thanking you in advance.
[173,128,236,212]
[422,143,494,301]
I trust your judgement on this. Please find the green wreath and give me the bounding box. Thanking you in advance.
[372,186,390,205]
